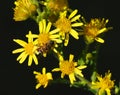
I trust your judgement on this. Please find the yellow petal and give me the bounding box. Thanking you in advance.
[46,73,53,80]
[61,73,65,78]
[42,67,46,74]
[13,39,27,47]
[70,15,80,22]
[74,68,83,77]
[60,11,67,18]
[105,88,111,95]
[97,28,107,35]
[64,34,69,46]
[26,31,38,42]
[42,19,46,32]
[43,53,47,57]
[50,34,60,39]
[68,9,78,19]
[12,48,24,54]
[52,68,60,72]
[17,52,26,61]
[33,71,41,75]
[46,22,52,33]
[69,73,76,84]
[49,29,60,35]
[39,21,43,33]
[95,37,104,43]
[44,82,48,88]
[71,22,83,27]
[69,29,79,39]
[36,84,41,89]
[52,39,62,43]
[32,54,38,65]
[69,54,74,62]
[19,53,28,63]
[77,65,87,69]
[28,55,32,66]
[59,55,64,61]
[99,89,104,95]
[97,75,103,81]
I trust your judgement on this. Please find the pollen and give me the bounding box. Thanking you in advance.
[37,74,48,85]
[85,26,98,38]
[60,60,75,75]
[47,0,68,12]
[55,17,71,33]
[84,18,108,38]
[100,75,114,89]
[38,33,50,45]
[24,42,34,55]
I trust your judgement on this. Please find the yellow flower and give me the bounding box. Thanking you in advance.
[13,0,37,21]
[82,18,111,44]
[33,67,53,89]
[91,71,114,95]
[34,19,62,57]
[55,9,83,46]
[46,0,68,12]
[52,54,87,84]
[12,31,38,66]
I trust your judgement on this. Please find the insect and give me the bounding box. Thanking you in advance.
[36,40,55,54]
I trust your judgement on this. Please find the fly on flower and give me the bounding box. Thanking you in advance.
[34,19,62,57]
[36,40,55,55]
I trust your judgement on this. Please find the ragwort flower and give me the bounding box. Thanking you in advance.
[52,54,87,84]
[12,31,38,66]
[55,9,83,46]
[33,67,53,89]
[42,0,69,23]
[13,0,37,21]
[34,19,62,57]
[81,18,111,44]
[44,0,68,12]
[91,71,114,95]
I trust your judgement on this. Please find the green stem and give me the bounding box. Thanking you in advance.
[72,75,98,94]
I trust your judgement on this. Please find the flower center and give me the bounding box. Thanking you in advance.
[60,60,75,75]
[48,0,68,12]
[29,4,37,15]
[38,33,50,45]
[85,26,98,38]
[37,74,48,85]
[25,42,34,55]
[55,17,71,33]
[100,77,114,89]
[84,18,107,38]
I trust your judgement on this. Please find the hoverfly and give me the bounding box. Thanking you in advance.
[36,40,55,55]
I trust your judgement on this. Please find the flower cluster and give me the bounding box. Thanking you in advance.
[12,0,120,95]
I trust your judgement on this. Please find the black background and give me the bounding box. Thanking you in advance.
[0,0,120,95]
